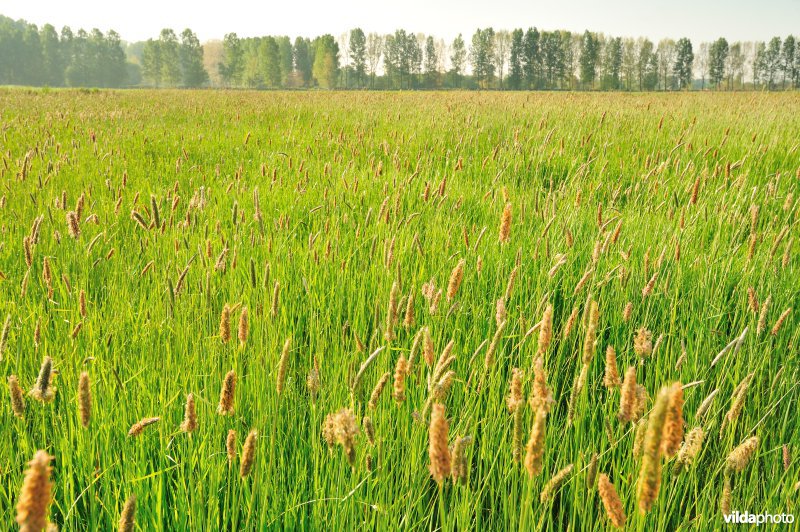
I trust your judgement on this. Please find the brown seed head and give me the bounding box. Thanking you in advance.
[604,346,621,388]
[127,417,160,437]
[9,375,25,418]
[29,356,55,403]
[540,464,574,503]
[16,450,53,532]
[180,393,197,433]
[429,403,451,484]
[661,382,684,458]
[237,307,249,344]
[524,407,547,477]
[637,385,670,513]
[392,356,409,403]
[240,430,258,477]
[537,304,553,358]
[726,436,759,473]
[226,430,237,464]
[598,474,626,528]
[499,202,512,243]
[119,495,136,532]
[78,371,91,428]
[446,259,466,301]
[217,370,236,415]
[634,328,653,358]
[219,304,231,343]
[618,366,637,422]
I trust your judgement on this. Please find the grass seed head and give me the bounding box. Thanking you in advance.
[726,436,759,473]
[603,346,621,388]
[540,464,574,503]
[634,328,653,358]
[429,403,451,484]
[30,356,55,403]
[219,304,231,343]
[16,450,54,532]
[598,473,626,528]
[127,417,160,437]
[618,366,637,422]
[217,370,236,415]
[637,385,671,513]
[240,430,258,477]
[226,430,237,464]
[661,382,685,458]
[237,306,249,344]
[78,371,91,428]
[119,495,136,532]
[9,375,25,418]
[524,407,547,477]
[180,393,197,433]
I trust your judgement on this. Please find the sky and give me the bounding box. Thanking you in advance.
[3,0,798,44]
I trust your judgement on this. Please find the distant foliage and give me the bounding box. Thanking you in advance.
[1,13,799,90]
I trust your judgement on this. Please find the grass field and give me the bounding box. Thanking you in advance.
[0,89,798,530]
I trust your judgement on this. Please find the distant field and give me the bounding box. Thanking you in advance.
[0,89,798,530]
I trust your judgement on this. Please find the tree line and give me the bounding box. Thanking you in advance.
[1,14,798,90]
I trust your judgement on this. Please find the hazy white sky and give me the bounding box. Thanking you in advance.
[3,0,798,44]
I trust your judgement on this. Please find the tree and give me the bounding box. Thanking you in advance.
[338,33,350,88]
[179,29,208,87]
[726,42,744,89]
[365,33,383,89]
[312,34,339,89]
[522,28,540,89]
[159,29,181,86]
[782,35,796,89]
[219,33,243,87]
[277,36,293,86]
[656,39,676,90]
[20,23,44,85]
[384,30,415,89]
[541,31,565,89]
[142,38,163,87]
[261,37,281,87]
[40,24,63,86]
[696,42,709,89]
[507,29,524,90]
[449,34,466,88]
[753,41,766,89]
[561,31,578,89]
[708,37,729,89]
[602,36,623,90]
[579,30,599,89]
[424,36,439,88]
[349,28,367,88]
[470,28,495,88]
[493,30,511,89]
[673,37,693,89]
[621,38,637,90]
[762,37,783,89]
[293,37,312,87]
[103,30,127,87]
[408,34,423,87]
[637,38,658,90]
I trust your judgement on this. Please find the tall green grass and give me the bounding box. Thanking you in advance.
[0,88,798,530]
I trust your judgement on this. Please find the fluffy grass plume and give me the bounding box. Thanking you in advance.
[119,495,136,532]
[217,370,236,415]
[78,371,91,428]
[16,450,54,532]
[637,385,671,513]
[597,473,626,528]
[428,403,451,485]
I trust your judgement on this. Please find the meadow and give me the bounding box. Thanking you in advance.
[0,88,798,530]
